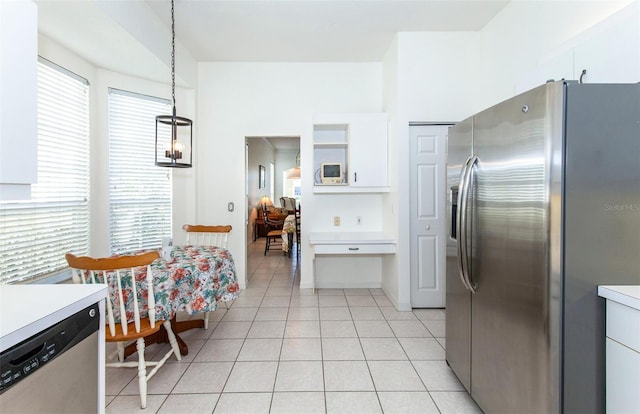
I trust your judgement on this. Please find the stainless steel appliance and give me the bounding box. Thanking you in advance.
[0,303,100,413]
[446,81,640,413]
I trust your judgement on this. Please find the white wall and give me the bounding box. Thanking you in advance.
[396,32,481,122]
[381,32,480,310]
[381,37,400,306]
[246,137,275,243]
[196,62,383,289]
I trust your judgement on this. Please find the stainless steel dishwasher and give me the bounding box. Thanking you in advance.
[0,303,100,413]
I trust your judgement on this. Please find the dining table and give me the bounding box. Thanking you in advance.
[116,244,240,357]
[281,214,296,257]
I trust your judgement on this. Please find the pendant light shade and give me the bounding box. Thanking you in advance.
[286,150,301,178]
[286,166,300,179]
[155,0,193,168]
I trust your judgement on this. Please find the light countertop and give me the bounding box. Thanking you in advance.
[308,232,396,245]
[598,285,640,311]
[0,284,107,352]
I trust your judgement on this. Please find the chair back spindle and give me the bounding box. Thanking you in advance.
[183,224,232,248]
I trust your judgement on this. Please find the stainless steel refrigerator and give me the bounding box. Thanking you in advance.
[445,81,639,413]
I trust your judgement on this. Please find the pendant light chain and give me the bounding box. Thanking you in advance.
[171,0,176,113]
[155,0,193,168]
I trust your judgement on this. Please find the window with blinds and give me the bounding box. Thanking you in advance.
[108,88,172,255]
[0,58,90,284]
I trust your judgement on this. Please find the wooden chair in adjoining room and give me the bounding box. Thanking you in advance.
[280,196,296,215]
[295,203,301,258]
[65,251,181,409]
[182,224,232,248]
[182,224,233,328]
[262,204,285,256]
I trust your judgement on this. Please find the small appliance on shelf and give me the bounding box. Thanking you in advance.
[320,162,344,185]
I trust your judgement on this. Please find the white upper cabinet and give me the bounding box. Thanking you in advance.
[0,0,38,200]
[312,113,388,193]
[347,113,388,188]
[517,2,639,92]
[573,3,640,84]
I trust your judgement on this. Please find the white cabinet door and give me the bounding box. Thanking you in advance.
[348,114,388,188]
[0,0,38,200]
[573,4,640,83]
[409,124,448,308]
[607,338,640,414]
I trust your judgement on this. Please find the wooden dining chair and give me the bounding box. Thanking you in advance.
[295,203,301,258]
[182,224,233,328]
[182,224,232,247]
[262,204,285,256]
[280,196,296,214]
[65,251,181,409]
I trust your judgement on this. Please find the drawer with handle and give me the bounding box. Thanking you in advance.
[313,244,395,255]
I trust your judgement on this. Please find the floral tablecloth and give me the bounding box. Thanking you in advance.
[282,215,296,253]
[155,245,240,315]
[93,245,240,324]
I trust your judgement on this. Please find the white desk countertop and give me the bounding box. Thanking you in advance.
[598,285,640,311]
[0,284,107,352]
[308,232,396,245]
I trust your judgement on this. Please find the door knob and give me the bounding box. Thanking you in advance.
[425,224,430,230]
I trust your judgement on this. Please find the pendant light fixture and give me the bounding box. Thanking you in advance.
[286,150,301,179]
[155,0,192,168]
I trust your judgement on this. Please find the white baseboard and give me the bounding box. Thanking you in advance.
[299,282,314,290]
[314,281,381,289]
[381,286,412,311]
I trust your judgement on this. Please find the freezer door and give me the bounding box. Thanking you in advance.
[562,83,640,413]
[470,82,563,413]
[445,117,473,392]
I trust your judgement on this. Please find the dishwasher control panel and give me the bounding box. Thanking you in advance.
[0,303,99,394]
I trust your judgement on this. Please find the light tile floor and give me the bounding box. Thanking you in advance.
[105,240,482,413]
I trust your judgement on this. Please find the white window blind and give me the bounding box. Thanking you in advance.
[0,59,90,284]
[108,88,172,255]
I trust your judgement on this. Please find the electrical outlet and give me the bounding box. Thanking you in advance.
[357,216,362,225]
[334,216,340,226]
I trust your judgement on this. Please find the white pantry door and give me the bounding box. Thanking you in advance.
[409,124,450,308]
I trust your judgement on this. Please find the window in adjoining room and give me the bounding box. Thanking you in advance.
[108,89,172,255]
[0,58,90,284]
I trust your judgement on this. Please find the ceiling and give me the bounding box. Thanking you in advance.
[144,0,510,62]
[36,0,510,83]
[261,137,300,151]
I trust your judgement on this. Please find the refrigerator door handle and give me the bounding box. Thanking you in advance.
[459,155,478,293]
[463,155,478,293]
[456,156,473,291]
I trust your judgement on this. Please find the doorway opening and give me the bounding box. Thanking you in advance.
[245,136,302,285]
